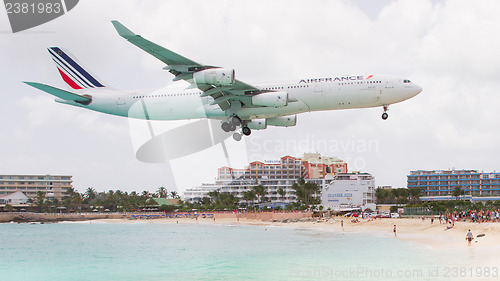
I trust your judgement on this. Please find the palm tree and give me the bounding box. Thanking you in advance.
[292,178,306,204]
[103,190,118,211]
[291,178,319,206]
[219,193,239,209]
[170,191,179,199]
[408,187,421,204]
[27,198,34,206]
[85,187,97,201]
[156,187,168,198]
[207,190,220,203]
[35,191,46,213]
[64,187,77,199]
[452,187,464,200]
[391,188,401,204]
[243,190,256,208]
[375,188,388,204]
[252,185,267,203]
[113,190,125,211]
[72,193,84,212]
[277,187,286,202]
[141,191,151,199]
[305,182,320,205]
[200,197,212,208]
[396,188,409,204]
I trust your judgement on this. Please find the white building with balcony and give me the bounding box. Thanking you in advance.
[0,174,72,200]
[321,172,376,211]
[183,154,346,205]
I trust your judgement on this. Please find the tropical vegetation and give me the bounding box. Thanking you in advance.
[291,178,320,206]
[25,186,181,213]
[375,187,421,204]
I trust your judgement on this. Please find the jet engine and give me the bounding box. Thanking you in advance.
[252,91,288,107]
[193,68,235,86]
[266,115,297,127]
[246,119,267,130]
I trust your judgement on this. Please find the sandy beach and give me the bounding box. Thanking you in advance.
[92,216,500,251]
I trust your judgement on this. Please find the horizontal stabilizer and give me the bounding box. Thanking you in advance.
[23,82,92,104]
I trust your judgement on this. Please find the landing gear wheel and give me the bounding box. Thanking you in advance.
[382,112,388,120]
[229,123,237,131]
[230,115,242,126]
[233,132,242,141]
[221,122,231,132]
[242,126,251,136]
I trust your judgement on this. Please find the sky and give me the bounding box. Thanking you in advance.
[1,0,500,195]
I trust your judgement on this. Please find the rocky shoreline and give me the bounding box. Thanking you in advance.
[6,214,89,223]
[0,212,130,223]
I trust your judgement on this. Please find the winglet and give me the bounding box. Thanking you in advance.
[111,20,137,38]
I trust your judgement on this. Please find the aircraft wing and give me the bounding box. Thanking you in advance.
[111,20,261,111]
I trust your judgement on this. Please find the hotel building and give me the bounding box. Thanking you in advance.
[183,153,347,204]
[407,170,500,199]
[0,174,73,201]
[321,172,376,211]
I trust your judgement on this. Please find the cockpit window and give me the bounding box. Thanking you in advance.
[403,79,411,83]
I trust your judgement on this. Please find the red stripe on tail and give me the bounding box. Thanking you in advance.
[57,67,82,90]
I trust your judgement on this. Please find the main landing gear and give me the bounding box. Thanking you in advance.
[242,126,251,136]
[382,104,389,120]
[220,115,252,141]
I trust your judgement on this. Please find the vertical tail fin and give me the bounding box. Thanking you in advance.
[48,47,106,90]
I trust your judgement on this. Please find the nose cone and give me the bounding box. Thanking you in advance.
[410,83,422,98]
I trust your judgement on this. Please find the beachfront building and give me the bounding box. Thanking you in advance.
[0,191,30,211]
[321,172,376,211]
[183,153,347,204]
[408,170,500,201]
[0,191,29,205]
[183,186,216,203]
[0,174,73,201]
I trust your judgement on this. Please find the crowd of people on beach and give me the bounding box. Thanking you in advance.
[439,209,500,224]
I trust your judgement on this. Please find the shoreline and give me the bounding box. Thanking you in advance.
[87,216,500,251]
[4,212,500,254]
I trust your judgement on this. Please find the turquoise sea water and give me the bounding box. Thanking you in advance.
[0,221,496,281]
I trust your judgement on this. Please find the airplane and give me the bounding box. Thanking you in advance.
[25,20,422,141]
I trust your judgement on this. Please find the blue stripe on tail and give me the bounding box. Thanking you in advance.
[49,47,105,88]
[50,54,91,88]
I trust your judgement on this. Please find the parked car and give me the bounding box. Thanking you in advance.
[377,212,390,218]
[390,213,400,218]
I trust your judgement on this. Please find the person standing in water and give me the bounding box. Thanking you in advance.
[341,220,344,231]
[393,225,397,237]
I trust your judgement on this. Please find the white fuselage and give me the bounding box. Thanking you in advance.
[57,74,421,121]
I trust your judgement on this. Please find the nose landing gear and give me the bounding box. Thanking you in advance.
[382,104,389,120]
